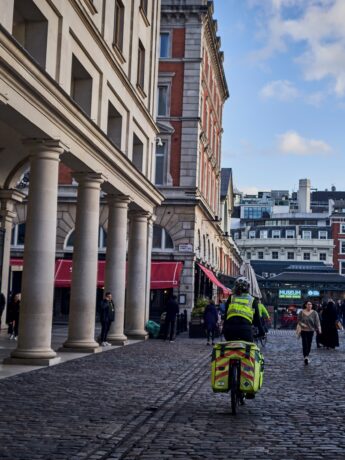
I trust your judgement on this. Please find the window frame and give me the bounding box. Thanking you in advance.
[286,229,295,239]
[157,84,170,117]
[272,251,279,260]
[137,40,146,92]
[318,230,328,240]
[287,252,295,260]
[340,240,345,254]
[303,252,311,261]
[113,0,125,53]
[159,31,171,58]
[155,138,169,186]
[272,230,281,239]
[319,253,327,261]
[302,230,312,240]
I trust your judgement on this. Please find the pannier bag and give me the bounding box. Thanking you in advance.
[211,341,264,394]
[145,320,160,338]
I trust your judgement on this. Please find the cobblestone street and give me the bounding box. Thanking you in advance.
[0,330,344,460]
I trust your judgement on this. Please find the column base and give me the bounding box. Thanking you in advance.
[60,340,101,353]
[107,333,128,346]
[3,356,61,366]
[125,330,148,340]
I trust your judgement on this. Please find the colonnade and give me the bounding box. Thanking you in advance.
[0,139,153,365]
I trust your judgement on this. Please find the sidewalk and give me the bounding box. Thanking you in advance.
[0,325,136,380]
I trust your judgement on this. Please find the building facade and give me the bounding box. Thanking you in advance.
[152,0,241,318]
[0,0,162,364]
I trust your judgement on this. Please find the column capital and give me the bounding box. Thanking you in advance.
[106,194,131,207]
[128,210,152,221]
[73,172,106,187]
[0,188,26,205]
[23,138,69,157]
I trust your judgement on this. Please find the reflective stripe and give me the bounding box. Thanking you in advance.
[227,294,254,322]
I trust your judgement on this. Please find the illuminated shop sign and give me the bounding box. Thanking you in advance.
[279,289,302,299]
[307,290,320,297]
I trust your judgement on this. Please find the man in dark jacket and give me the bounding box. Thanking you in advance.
[203,299,218,345]
[99,292,115,346]
[164,295,179,342]
[0,292,5,329]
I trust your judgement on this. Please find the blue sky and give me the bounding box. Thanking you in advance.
[214,0,345,194]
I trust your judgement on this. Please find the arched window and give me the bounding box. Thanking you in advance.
[203,235,206,258]
[65,227,107,250]
[152,225,173,250]
[11,223,26,247]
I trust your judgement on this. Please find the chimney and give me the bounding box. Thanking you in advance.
[298,179,311,213]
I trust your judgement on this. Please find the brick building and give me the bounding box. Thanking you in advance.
[151,0,241,319]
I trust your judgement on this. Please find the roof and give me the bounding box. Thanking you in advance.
[268,272,345,283]
[312,191,345,202]
[220,168,232,199]
[250,260,335,275]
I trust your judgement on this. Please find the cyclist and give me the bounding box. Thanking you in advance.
[223,276,265,342]
[258,301,270,333]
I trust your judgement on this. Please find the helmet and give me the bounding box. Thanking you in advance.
[234,276,250,294]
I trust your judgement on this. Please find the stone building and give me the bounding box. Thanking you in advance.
[151,0,241,319]
[0,0,162,364]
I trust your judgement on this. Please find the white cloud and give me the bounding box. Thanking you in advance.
[277,131,332,155]
[238,186,260,195]
[260,80,299,100]
[249,0,345,97]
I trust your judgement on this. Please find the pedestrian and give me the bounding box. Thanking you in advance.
[341,299,345,327]
[203,299,218,346]
[7,293,21,340]
[99,292,115,346]
[0,292,5,329]
[164,295,179,342]
[297,300,321,365]
[318,299,339,350]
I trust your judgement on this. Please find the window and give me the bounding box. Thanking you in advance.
[246,252,251,260]
[302,231,312,240]
[114,0,124,51]
[272,230,281,239]
[258,251,264,260]
[137,41,145,90]
[340,261,345,275]
[249,230,256,239]
[155,141,167,185]
[272,251,278,260]
[303,253,310,260]
[152,225,173,250]
[319,253,326,261]
[11,223,26,247]
[243,206,271,219]
[132,133,144,172]
[13,0,48,68]
[65,227,107,250]
[287,252,294,260]
[318,231,328,240]
[286,230,295,239]
[234,232,239,239]
[160,32,170,58]
[340,240,345,254]
[71,55,92,116]
[157,85,169,116]
[260,230,268,239]
[107,102,122,149]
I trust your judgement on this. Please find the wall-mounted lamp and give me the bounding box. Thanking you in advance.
[156,137,163,147]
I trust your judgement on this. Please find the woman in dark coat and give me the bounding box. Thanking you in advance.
[203,300,218,346]
[318,300,339,349]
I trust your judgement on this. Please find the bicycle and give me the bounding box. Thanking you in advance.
[252,326,267,348]
[229,358,245,415]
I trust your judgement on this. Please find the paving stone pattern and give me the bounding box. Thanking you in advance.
[0,331,344,460]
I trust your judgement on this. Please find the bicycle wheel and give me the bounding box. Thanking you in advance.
[230,362,239,415]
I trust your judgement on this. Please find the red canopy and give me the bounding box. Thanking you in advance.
[197,263,231,295]
[150,261,183,289]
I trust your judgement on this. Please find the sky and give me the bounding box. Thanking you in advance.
[214,0,345,195]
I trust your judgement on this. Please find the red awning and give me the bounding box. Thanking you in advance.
[54,260,105,288]
[150,261,183,289]
[197,263,231,296]
[12,259,183,290]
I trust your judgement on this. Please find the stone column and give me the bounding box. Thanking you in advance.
[144,215,155,323]
[6,140,65,365]
[125,211,150,340]
[105,194,130,345]
[0,189,25,328]
[62,172,104,353]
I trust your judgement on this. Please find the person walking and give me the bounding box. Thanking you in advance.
[318,299,339,350]
[164,295,179,342]
[8,293,21,340]
[341,299,345,328]
[297,300,321,365]
[203,299,218,346]
[99,292,115,346]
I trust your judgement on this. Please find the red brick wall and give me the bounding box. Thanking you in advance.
[159,62,184,117]
[172,29,185,58]
[332,221,345,271]
[58,163,72,184]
